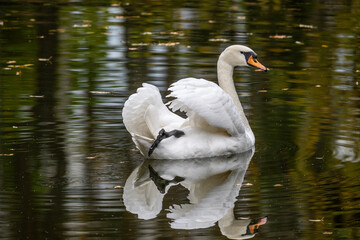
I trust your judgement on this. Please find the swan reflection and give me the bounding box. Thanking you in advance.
[123,148,267,239]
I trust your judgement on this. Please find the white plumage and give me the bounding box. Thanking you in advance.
[122,45,267,159]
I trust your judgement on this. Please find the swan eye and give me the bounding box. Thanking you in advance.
[240,51,244,54]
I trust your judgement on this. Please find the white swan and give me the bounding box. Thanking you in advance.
[122,45,267,159]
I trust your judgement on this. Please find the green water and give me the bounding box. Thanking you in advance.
[0,0,359,239]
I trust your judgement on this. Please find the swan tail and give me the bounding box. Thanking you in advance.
[123,83,184,155]
[122,83,164,139]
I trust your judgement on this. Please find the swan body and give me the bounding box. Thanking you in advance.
[122,45,267,159]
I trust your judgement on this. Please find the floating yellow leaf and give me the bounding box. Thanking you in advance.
[38,56,53,62]
[323,232,333,235]
[309,217,324,222]
[0,153,14,156]
[236,183,253,186]
[258,90,268,93]
[299,24,317,29]
[273,184,283,187]
[73,24,91,28]
[209,38,229,42]
[29,95,44,98]
[269,35,292,39]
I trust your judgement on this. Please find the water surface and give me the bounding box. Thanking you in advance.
[0,0,359,239]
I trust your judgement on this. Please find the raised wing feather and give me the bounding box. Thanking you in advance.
[167,78,245,137]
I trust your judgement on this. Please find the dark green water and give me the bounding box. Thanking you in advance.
[0,0,360,239]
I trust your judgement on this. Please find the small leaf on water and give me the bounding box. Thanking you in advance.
[323,232,333,235]
[309,217,324,222]
[269,35,292,39]
[258,90,268,93]
[29,95,44,98]
[273,184,284,187]
[237,183,253,186]
[38,56,53,62]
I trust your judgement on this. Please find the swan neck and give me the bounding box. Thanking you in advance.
[217,59,251,131]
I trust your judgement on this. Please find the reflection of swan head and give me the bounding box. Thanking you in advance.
[219,209,267,239]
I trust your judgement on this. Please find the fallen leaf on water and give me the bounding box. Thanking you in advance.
[315,84,321,88]
[299,24,317,29]
[282,88,289,91]
[0,153,14,156]
[237,183,253,186]
[29,95,44,98]
[295,41,304,45]
[157,42,180,46]
[38,56,53,62]
[258,90,268,93]
[237,16,246,20]
[6,60,16,64]
[131,43,149,46]
[209,38,229,42]
[321,45,328,48]
[269,35,292,39]
[73,24,91,28]
[273,184,284,187]
[86,156,96,159]
[89,91,112,95]
[309,217,324,222]
[323,232,333,235]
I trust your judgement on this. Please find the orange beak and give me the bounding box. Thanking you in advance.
[247,55,267,71]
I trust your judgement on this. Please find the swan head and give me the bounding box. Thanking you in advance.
[219,45,267,71]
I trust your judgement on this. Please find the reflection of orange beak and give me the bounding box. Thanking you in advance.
[247,55,267,71]
[248,217,268,234]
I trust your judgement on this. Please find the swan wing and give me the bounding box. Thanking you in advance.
[167,78,245,137]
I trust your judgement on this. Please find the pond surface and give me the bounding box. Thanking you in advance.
[1,0,360,239]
